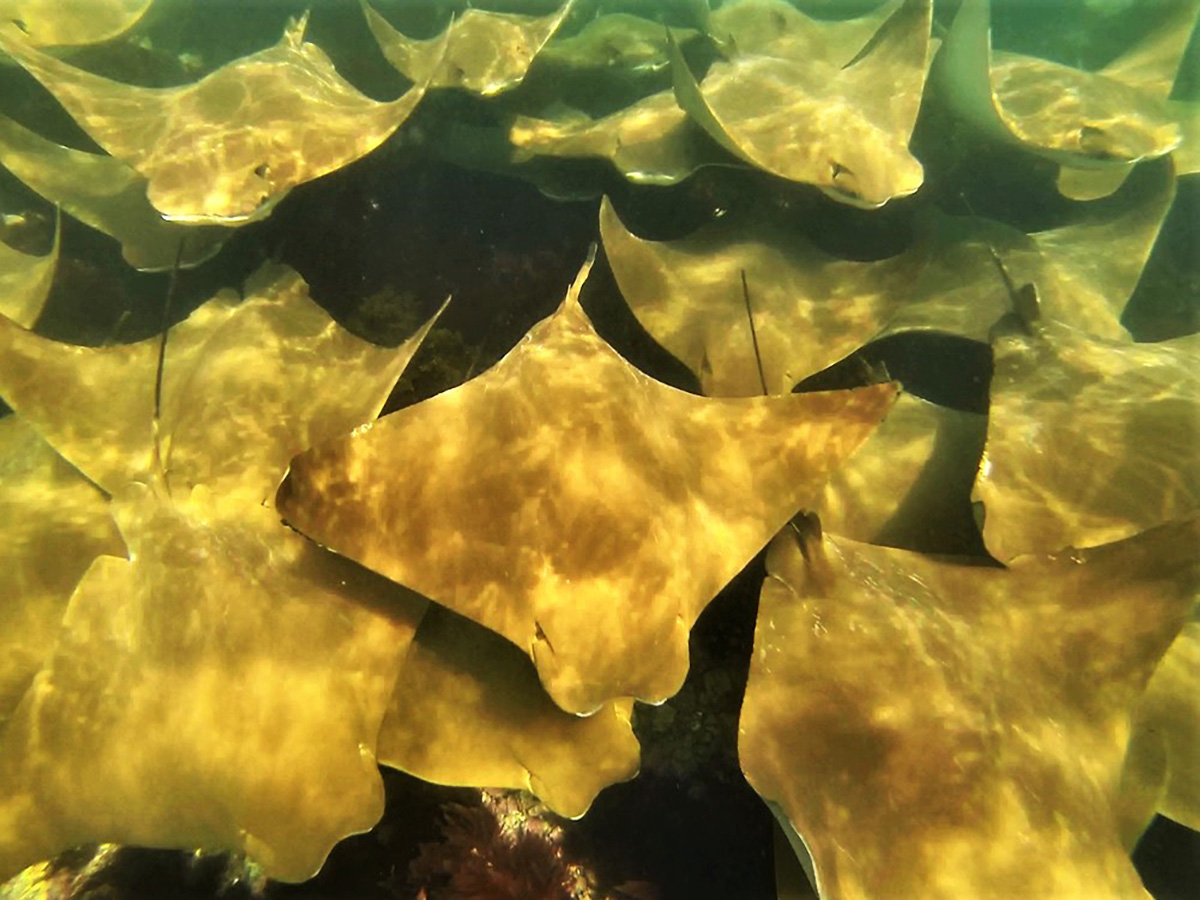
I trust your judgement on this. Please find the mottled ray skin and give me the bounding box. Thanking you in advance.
[278,254,898,715]
[743,517,1200,899]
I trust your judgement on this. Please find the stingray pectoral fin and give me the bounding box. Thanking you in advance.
[1055,163,1135,201]
[936,0,1009,145]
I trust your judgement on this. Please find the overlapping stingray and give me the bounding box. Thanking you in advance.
[742,516,1200,899]
[0,264,441,881]
[0,265,442,503]
[975,319,1200,563]
[0,208,57,327]
[818,393,986,555]
[0,15,429,222]
[533,13,698,82]
[0,0,150,46]
[0,415,122,723]
[601,157,1174,398]
[510,90,731,186]
[884,157,1175,344]
[380,604,640,819]
[0,486,427,883]
[0,113,224,271]
[938,0,1197,199]
[277,252,898,715]
[363,0,573,97]
[599,195,930,397]
[671,0,932,208]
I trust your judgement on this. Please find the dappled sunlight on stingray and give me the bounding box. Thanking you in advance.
[937,0,1196,200]
[0,0,150,46]
[0,415,122,725]
[0,15,429,222]
[379,604,640,820]
[1025,157,1175,329]
[671,0,931,208]
[0,264,442,504]
[884,158,1175,345]
[510,89,732,186]
[818,392,986,555]
[0,485,426,883]
[277,251,899,715]
[741,515,1200,899]
[363,0,573,97]
[0,206,57,327]
[0,264,443,881]
[975,319,1200,563]
[600,195,929,396]
[0,113,225,271]
[602,153,1175,398]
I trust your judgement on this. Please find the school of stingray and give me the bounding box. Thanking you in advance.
[0,0,1197,897]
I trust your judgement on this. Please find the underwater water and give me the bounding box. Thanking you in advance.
[0,0,1198,898]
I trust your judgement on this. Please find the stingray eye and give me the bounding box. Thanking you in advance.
[830,160,853,182]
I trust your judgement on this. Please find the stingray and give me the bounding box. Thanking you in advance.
[0,15,430,223]
[670,0,932,208]
[510,89,734,186]
[363,0,574,97]
[882,156,1176,344]
[818,392,987,555]
[937,0,1197,200]
[0,414,122,725]
[379,604,640,819]
[276,250,899,716]
[0,263,443,881]
[601,158,1174,398]
[0,113,225,271]
[533,13,700,82]
[974,319,1200,563]
[599,195,930,397]
[0,0,150,46]
[0,207,57,327]
[741,514,1200,899]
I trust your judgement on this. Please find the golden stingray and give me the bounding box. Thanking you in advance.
[0,15,429,222]
[710,0,897,64]
[379,604,640,819]
[742,516,1200,899]
[884,157,1175,345]
[0,415,122,724]
[0,263,442,881]
[1129,622,1200,833]
[938,0,1196,200]
[0,0,150,46]
[818,393,986,555]
[671,0,931,208]
[0,264,441,505]
[533,13,699,81]
[363,0,573,97]
[975,320,1200,562]
[601,156,1174,399]
[510,90,733,186]
[0,207,57,327]
[0,113,225,271]
[0,486,425,883]
[599,195,929,397]
[277,252,899,715]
